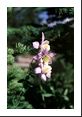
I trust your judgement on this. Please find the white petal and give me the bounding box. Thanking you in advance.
[42,65,52,74]
[42,32,45,42]
[46,72,51,78]
[44,62,48,65]
[33,42,39,49]
[40,58,43,63]
[35,67,41,74]
[41,74,46,81]
[41,44,50,51]
[43,40,49,45]
[39,62,43,68]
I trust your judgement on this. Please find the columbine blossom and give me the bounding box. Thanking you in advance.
[33,42,39,49]
[32,32,56,81]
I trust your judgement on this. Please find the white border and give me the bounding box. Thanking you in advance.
[0,0,81,116]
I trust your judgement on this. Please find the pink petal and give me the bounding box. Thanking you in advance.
[33,56,37,60]
[41,74,46,81]
[33,42,39,49]
[49,52,55,57]
[35,67,41,74]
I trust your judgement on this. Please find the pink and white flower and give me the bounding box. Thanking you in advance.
[32,32,56,81]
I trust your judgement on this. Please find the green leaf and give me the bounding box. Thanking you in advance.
[42,93,53,97]
[64,89,68,96]
[50,86,55,94]
[63,96,69,101]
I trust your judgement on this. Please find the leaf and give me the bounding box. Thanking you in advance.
[50,86,55,94]
[64,89,68,96]
[42,93,53,97]
[63,96,69,101]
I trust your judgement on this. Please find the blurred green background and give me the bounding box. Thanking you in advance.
[7,7,74,109]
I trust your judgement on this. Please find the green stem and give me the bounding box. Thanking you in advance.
[40,85,46,108]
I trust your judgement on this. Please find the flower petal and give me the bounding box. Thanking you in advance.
[33,56,37,60]
[42,65,52,74]
[39,62,43,68]
[41,44,50,51]
[46,72,51,78]
[33,42,39,49]
[42,55,50,63]
[49,52,54,57]
[35,67,41,74]
[42,32,45,42]
[43,40,49,45]
[41,74,46,81]
[40,58,43,63]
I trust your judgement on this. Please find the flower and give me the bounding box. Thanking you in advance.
[42,64,52,74]
[32,32,56,81]
[42,55,50,63]
[40,65,52,80]
[33,42,39,49]
[33,33,50,51]
[40,40,50,51]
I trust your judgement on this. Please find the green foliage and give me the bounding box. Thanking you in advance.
[8,48,14,55]
[8,65,27,80]
[7,65,33,109]
[15,42,35,55]
[55,7,74,16]
[7,55,14,65]
[7,48,14,64]
[7,26,41,47]
[8,99,33,109]
[15,42,27,54]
